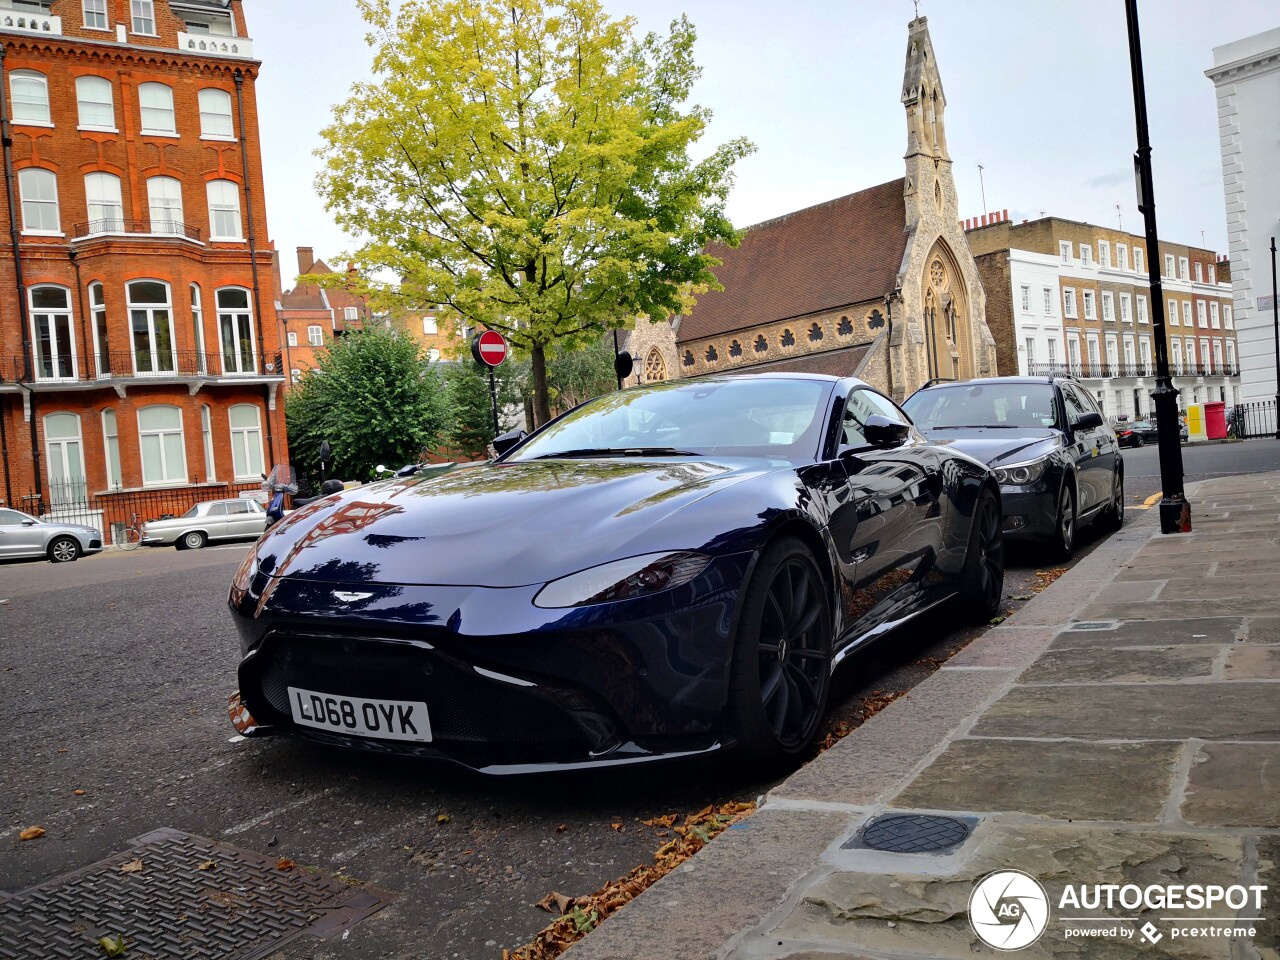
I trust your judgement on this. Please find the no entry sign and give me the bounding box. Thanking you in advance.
[471,330,508,367]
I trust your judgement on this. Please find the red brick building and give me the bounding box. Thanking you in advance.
[0,0,286,542]
[276,246,374,383]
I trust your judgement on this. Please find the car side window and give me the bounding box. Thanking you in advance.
[226,501,251,514]
[206,503,228,517]
[0,509,26,525]
[842,388,907,447]
[1060,386,1089,427]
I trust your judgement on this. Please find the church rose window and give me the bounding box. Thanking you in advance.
[838,317,853,336]
[808,324,823,342]
[780,329,795,347]
[868,309,886,329]
[729,340,742,357]
[754,335,768,352]
[705,345,718,362]
[682,350,694,367]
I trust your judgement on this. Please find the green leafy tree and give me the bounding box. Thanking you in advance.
[505,333,618,416]
[315,0,752,426]
[285,327,450,485]
[440,359,522,458]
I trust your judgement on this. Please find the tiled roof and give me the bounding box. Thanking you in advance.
[678,179,908,344]
[281,257,368,314]
[693,343,873,379]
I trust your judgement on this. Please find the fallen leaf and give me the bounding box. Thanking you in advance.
[640,814,676,828]
[555,824,567,834]
[119,859,144,874]
[19,826,45,841]
[73,789,86,796]
[436,814,451,824]
[988,615,1006,625]
[276,858,295,871]
[1008,593,1033,601]
[197,860,216,871]
[535,890,574,914]
[609,823,623,832]
[98,934,126,957]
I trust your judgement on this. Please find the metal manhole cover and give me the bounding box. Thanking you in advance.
[0,827,395,960]
[845,814,974,853]
[1069,622,1117,631]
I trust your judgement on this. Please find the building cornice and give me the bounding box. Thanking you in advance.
[1205,48,1280,85]
[0,30,259,74]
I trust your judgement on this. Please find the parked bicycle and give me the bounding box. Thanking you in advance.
[119,512,143,551]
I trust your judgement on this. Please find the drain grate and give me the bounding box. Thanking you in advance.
[0,827,394,960]
[845,814,973,854]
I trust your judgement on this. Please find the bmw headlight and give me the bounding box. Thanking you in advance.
[533,552,711,609]
[994,457,1049,486]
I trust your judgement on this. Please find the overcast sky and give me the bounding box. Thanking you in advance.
[250,0,1279,290]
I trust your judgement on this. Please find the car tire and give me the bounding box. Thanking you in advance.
[48,536,81,563]
[1100,467,1125,532]
[1051,482,1076,562]
[1134,435,1145,448]
[726,537,832,770]
[958,488,1004,623]
[181,531,207,550]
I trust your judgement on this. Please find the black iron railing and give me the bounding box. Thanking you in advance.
[1230,400,1278,440]
[3,350,282,383]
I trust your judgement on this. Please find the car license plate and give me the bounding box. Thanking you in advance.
[287,687,432,743]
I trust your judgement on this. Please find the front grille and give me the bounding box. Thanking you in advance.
[254,632,593,751]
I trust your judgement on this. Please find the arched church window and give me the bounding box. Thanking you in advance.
[808,324,823,342]
[780,329,795,347]
[729,340,742,357]
[753,335,768,353]
[645,347,667,381]
[704,345,717,363]
[837,317,853,336]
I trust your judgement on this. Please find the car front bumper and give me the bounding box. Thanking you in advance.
[228,554,751,773]
[996,485,1060,541]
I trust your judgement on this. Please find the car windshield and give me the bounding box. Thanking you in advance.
[504,378,834,462]
[903,383,1061,430]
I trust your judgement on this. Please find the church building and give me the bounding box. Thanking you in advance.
[628,16,996,402]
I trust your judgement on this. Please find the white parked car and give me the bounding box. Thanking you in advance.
[0,508,104,563]
[142,498,268,550]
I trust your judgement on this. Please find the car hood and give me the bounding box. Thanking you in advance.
[917,427,1062,467]
[255,458,780,587]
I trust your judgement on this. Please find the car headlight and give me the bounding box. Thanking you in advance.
[533,551,711,609]
[994,457,1049,486]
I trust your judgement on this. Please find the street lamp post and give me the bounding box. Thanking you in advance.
[1125,0,1191,534]
[1271,237,1279,439]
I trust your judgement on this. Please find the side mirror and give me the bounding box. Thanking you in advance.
[492,428,528,457]
[1073,412,1104,431]
[863,414,911,448]
[22,519,37,526]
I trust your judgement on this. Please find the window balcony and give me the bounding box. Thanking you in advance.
[0,8,61,35]
[73,220,202,242]
[2,351,283,385]
[177,30,253,59]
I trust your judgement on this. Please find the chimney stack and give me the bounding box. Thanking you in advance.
[297,246,314,275]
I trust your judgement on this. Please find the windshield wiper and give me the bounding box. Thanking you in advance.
[531,447,699,460]
[928,424,1021,430]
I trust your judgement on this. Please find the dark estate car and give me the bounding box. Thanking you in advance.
[903,376,1124,560]
[228,374,1004,774]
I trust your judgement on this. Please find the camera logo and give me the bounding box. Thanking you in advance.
[969,869,1050,951]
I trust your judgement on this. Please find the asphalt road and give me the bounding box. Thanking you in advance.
[0,479,1187,960]
[1121,436,1280,506]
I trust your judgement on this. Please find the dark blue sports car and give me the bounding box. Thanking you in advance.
[228,374,1003,774]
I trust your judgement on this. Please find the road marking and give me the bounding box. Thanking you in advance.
[1133,492,1163,510]
[223,788,333,836]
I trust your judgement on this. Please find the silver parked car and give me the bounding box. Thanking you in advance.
[0,508,104,563]
[142,498,268,550]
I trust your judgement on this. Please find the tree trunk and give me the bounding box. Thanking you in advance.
[531,342,552,427]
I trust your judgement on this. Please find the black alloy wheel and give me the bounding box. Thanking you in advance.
[1134,435,1145,447]
[728,538,832,766]
[1101,468,1125,532]
[1052,483,1076,561]
[959,489,1005,621]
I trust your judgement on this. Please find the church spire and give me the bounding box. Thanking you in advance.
[901,16,950,163]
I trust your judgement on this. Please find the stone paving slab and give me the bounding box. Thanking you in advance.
[1113,562,1213,582]
[1079,597,1280,620]
[1224,644,1280,679]
[1019,645,1218,683]
[751,824,1244,960]
[890,739,1181,822]
[767,669,1012,806]
[1247,617,1280,643]
[1093,581,1163,603]
[1156,575,1280,600]
[971,683,1280,741]
[1048,618,1243,649]
[565,808,852,960]
[1181,742,1280,827]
